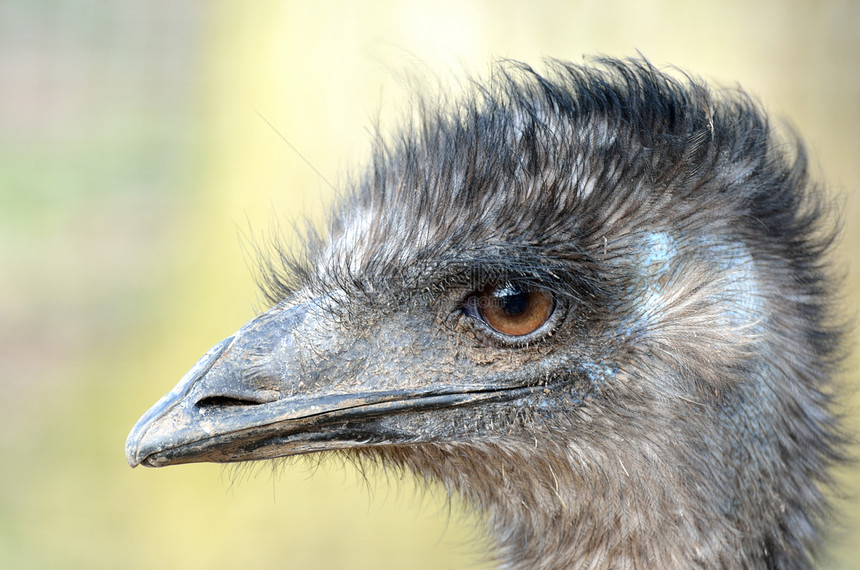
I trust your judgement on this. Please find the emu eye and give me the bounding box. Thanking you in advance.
[470,283,555,337]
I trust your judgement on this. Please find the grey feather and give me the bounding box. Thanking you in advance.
[127,57,847,569]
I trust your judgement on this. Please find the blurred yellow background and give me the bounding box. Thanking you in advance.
[1,1,858,568]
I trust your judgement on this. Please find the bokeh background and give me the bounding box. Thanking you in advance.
[2,1,858,568]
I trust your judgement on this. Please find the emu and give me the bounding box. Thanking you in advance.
[126,58,845,569]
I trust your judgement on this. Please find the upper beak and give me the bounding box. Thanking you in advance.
[125,300,528,468]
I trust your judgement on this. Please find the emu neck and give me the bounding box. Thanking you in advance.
[459,442,724,569]
[386,410,823,570]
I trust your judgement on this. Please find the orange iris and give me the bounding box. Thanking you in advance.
[477,284,554,336]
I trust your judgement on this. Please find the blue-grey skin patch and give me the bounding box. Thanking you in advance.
[637,231,677,322]
[634,231,763,332]
[579,361,617,387]
[642,231,675,269]
[532,362,616,418]
[704,241,763,328]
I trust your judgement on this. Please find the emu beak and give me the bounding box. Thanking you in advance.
[125,301,516,468]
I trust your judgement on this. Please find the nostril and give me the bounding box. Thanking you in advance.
[196,395,271,409]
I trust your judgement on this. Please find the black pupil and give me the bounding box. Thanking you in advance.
[494,286,529,316]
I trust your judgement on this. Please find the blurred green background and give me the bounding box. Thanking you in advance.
[1,1,858,568]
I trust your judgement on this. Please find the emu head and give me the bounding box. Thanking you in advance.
[126,59,843,568]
